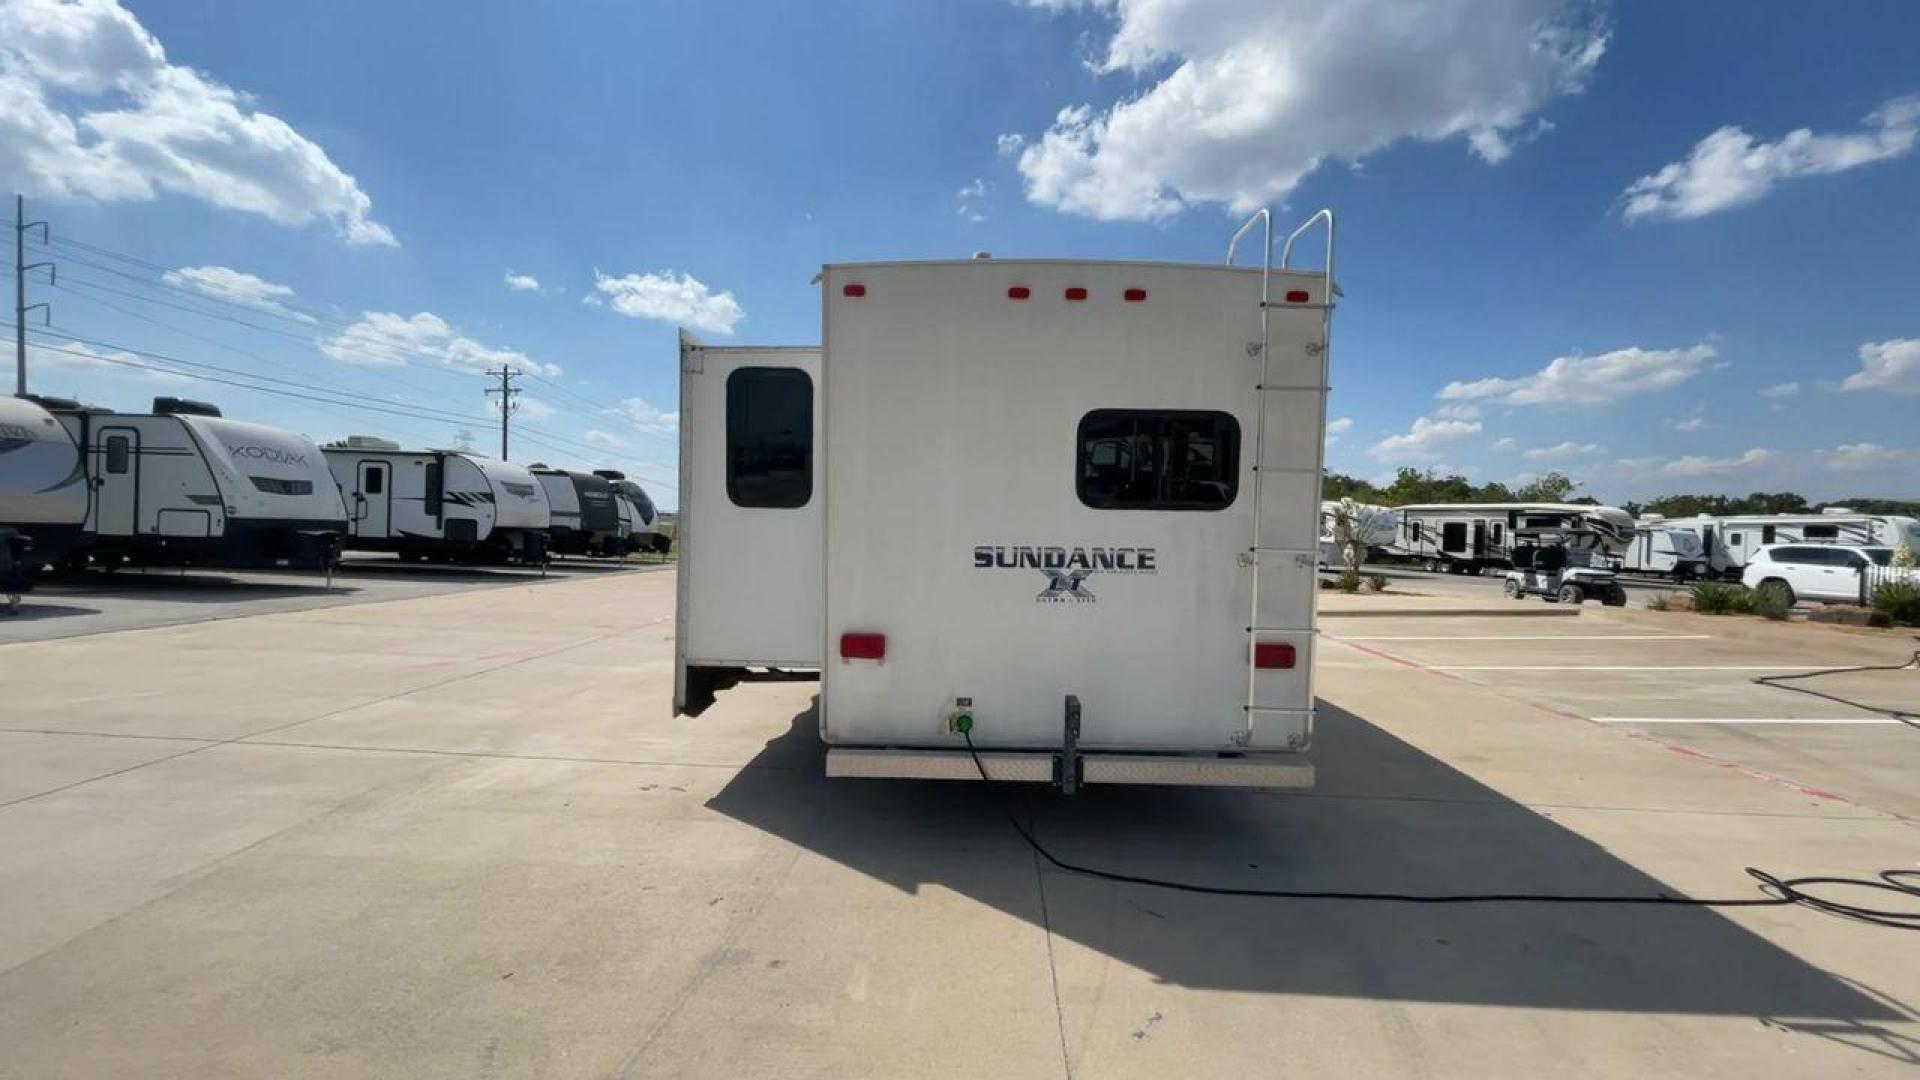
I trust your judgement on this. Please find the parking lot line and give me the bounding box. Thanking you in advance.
[1431,665,1820,672]
[1592,717,1903,725]
[1334,634,1713,642]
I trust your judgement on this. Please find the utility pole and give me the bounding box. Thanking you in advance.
[15,195,56,397]
[484,366,520,460]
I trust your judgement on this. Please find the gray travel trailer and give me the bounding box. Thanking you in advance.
[1610,521,1711,581]
[1390,502,1634,574]
[595,470,670,554]
[323,437,551,564]
[44,396,345,569]
[529,464,625,556]
[1,395,89,569]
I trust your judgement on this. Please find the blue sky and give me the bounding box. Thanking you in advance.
[4,0,1919,510]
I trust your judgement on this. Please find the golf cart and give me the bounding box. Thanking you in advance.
[1503,528,1628,606]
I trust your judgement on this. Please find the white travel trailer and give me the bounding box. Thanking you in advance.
[1665,511,1920,577]
[595,470,669,554]
[676,209,1336,790]
[1,395,89,573]
[45,396,345,568]
[323,438,551,564]
[1610,522,1711,581]
[530,465,625,556]
[1390,503,1634,574]
[1317,499,1396,568]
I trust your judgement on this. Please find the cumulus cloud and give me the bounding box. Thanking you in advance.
[592,270,743,335]
[1819,443,1919,473]
[995,132,1026,157]
[1838,338,1920,394]
[1369,416,1481,462]
[1759,381,1801,400]
[1432,403,1481,421]
[615,397,679,436]
[1009,0,1605,220]
[1622,97,1920,223]
[503,271,541,292]
[1522,440,1604,460]
[319,311,561,377]
[1325,416,1352,434]
[29,337,183,383]
[1665,406,1712,432]
[1660,448,1774,477]
[957,177,988,222]
[0,0,394,244]
[1438,343,1721,407]
[584,429,628,450]
[1491,436,1518,452]
[161,264,314,323]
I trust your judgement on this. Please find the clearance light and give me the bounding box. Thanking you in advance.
[1123,288,1147,303]
[1285,289,1310,303]
[1008,286,1031,300]
[843,283,867,298]
[841,632,887,661]
[1064,287,1088,302]
[1253,642,1296,669]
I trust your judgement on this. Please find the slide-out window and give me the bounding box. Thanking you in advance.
[1076,410,1239,511]
[105,435,130,474]
[727,367,813,508]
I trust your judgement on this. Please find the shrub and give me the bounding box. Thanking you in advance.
[1366,573,1388,593]
[1337,567,1363,593]
[1751,588,1792,621]
[1871,579,1920,627]
[1690,581,1748,615]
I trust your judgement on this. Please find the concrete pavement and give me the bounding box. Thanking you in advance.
[1,569,1916,1078]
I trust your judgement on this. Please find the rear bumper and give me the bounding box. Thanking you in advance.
[825,748,1314,789]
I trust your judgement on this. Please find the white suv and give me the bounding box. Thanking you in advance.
[1741,544,1892,605]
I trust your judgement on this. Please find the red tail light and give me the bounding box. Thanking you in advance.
[843,283,867,298]
[1064,287,1088,301]
[1253,642,1296,669]
[1007,286,1031,300]
[1284,289,1310,303]
[1123,288,1147,303]
[840,632,886,660]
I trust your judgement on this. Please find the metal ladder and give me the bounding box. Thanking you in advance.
[1226,208,1336,743]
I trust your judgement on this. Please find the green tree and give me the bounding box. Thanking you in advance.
[1514,471,1578,502]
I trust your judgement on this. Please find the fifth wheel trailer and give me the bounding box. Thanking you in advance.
[1660,511,1920,577]
[677,208,1336,789]
[1389,503,1634,574]
[43,396,345,568]
[323,438,551,564]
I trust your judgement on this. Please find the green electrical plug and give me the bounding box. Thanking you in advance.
[952,710,974,734]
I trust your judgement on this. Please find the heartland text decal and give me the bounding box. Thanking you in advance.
[973,544,1158,603]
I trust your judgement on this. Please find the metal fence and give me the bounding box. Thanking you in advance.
[1861,563,1920,604]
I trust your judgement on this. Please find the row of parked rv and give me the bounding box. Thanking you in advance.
[1320,500,1920,582]
[0,393,668,597]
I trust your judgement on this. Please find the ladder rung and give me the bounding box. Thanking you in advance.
[1248,626,1313,634]
[1250,465,1318,474]
[1260,302,1335,311]
[1255,384,1329,392]
[1249,546,1314,553]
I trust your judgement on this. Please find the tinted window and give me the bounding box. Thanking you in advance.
[1865,549,1893,567]
[364,467,384,495]
[1076,410,1239,511]
[105,435,130,474]
[727,367,813,508]
[1803,524,1838,540]
[424,461,442,515]
[1761,525,1776,544]
[1490,522,1503,543]
[1729,533,1743,546]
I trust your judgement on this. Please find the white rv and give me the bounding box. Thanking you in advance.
[1,395,89,572]
[323,438,551,564]
[1665,511,1920,578]
[1611,522,1710,581]
[46,396,345,568]
[1390,503,1634,574]
[676,209,1336,790]
[530,465,625,556]
[595,470,669,554]
[1317,499,1396,568]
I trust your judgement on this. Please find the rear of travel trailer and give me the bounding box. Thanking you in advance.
[48,397,345,568]
[677,209,1336,789]
[1318,499,1395,568]
[1692,512,1920,576]
[1,395,89,573]
[531,465,623,556]
[324,439,550,563]
[1613,522,1710,581]
[595,471,668,554]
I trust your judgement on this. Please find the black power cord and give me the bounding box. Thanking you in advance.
[959,729,1920,930]
[1752,648,1920,731]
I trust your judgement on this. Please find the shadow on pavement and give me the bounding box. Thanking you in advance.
[0,602,101,623]
[34,571,351,603]
[706,699,1896,1018]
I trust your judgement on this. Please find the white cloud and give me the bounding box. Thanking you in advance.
[1438,343,1721,407]
[957,177,988,222]
[1664,405,1712,432]
[615,397,679,436]
[1661,448,1774,477]
[503,271,541,292]
[1010,0,1605,220]
[1522,440,1604,460]
[1369,416,1481,462]
[1838,338,1920,394]
[320,311,561,377]
[995,132,1026,157]
[592,270,743,335]
[584,429,628,450]
[1819,443,1919,473]
[1759,381,1801,400]
[0,0,394,245]
[161,264,314,323]
[1431,403,1481,421]
[29,338,183,383]
[1491,436,1517,452]
[1622,97,1920,223]
[1324,416,1352,434]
